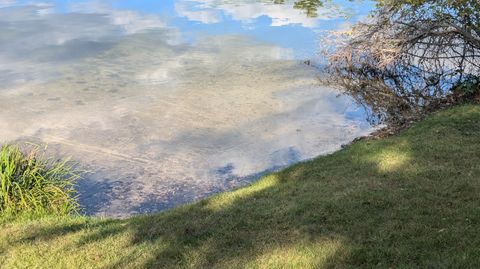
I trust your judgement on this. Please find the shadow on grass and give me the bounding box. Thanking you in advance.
[3,105,480,268]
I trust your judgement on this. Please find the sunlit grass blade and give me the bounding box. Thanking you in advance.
[0,143,80,217]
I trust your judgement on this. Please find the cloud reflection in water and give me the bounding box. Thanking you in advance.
[0,0,372,217]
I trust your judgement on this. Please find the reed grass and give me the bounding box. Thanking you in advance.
[0,144,79,217]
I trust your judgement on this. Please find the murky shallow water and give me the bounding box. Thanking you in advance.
[0,0,373,217]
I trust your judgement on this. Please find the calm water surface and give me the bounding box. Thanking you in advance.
[0,0,374,217]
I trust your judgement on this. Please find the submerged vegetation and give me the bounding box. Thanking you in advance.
[1,105,479,268]
[0,144,79,217]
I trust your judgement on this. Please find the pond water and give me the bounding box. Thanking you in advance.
[0,0,374,217]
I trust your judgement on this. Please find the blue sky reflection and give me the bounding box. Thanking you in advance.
[0,0,374,217]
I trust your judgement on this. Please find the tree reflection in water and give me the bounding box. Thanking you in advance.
[273,0,326,18]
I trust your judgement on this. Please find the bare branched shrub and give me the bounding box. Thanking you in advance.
[325,0,480,125]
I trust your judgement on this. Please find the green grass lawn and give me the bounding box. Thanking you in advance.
[1,104,479,269]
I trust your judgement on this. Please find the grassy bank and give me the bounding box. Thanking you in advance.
[1,105,479,268]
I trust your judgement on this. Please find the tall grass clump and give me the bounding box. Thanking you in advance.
[0,144,79,217]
